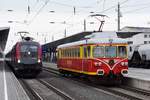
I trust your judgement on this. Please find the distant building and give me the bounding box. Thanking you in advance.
[117,26,150,45]
[120,26,150,33]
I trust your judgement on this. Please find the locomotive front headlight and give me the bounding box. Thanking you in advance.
[38,59,41,63]
[17,59,21,63]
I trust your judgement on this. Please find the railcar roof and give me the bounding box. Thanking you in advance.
[57,38,128,48]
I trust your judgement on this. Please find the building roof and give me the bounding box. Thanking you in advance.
[120,26,150,33]
[0,27,9,31]
[0,27,10,52]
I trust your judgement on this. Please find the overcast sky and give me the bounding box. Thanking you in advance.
[1,0,150,52]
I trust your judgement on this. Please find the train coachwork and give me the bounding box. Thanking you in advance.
[57,37,128,84]
[5,37,42,77]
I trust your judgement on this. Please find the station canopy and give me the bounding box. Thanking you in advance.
[0,27,9,53]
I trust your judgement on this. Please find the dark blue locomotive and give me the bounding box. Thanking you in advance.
[5,37,42,77]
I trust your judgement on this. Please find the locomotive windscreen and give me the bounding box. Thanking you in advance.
[20,43,39,64]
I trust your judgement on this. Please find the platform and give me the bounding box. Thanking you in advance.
[0,60,30,100]
[123,68,150,91]
[43,62,150,91]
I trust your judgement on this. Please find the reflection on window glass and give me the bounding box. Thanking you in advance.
[87,46,90,57]
[83,46,91,58]
[83,47,87,57]
[118,46,127,57]
[93,46,104,57]
[105,46,116,58]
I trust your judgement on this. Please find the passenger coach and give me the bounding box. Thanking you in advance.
[57,37,128,83]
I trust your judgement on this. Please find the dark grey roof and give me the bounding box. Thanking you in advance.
[120,26,150,33]
[42,31,92,52]
[0,27,10,52]
[0,27,9,31]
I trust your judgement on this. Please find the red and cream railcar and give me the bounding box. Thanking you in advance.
[57,38,128,82]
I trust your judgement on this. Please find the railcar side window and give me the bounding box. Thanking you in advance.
[118,46,127,58]
[93,46,104,57]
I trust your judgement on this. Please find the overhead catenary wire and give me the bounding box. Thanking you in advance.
[123,4,150,14]
[47,0,125,35]
[28,0,50,25]
[121,2,150,8]
[103,0,106,10]
[28,0,132,39]
[60,0,130,32]
[94,0,129,14]
[120,0,129,5]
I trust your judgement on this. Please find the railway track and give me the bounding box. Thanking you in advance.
[38,79,74,100]
[19,79,43,100]
[20,78,74,100]
[43,66,150,100]
[94,85,150,100]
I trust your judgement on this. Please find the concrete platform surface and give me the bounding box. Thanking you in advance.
[127,68,150,81]
[0,61,30,100]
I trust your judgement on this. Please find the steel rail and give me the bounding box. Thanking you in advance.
[119,85,150,97]
[19,79,43,100]
[37,79,74,100]
[43,66,150,100]
[95,86,143,100]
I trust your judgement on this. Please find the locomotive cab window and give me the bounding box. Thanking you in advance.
[20,44,38,58]
[21,45,38,52]
[118,46,127,58]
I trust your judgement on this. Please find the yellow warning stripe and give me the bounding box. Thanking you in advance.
[59,67,97,75]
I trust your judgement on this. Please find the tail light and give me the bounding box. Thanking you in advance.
[16,43,20,62]
[38,45,42,63]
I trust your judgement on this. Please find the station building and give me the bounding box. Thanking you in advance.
[0,27,9,58]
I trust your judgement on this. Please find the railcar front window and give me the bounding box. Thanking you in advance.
[105,46,116,58]
[118,46,127,58]
[93,46,104,57]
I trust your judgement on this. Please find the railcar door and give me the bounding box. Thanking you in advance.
[82,46,91,73]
